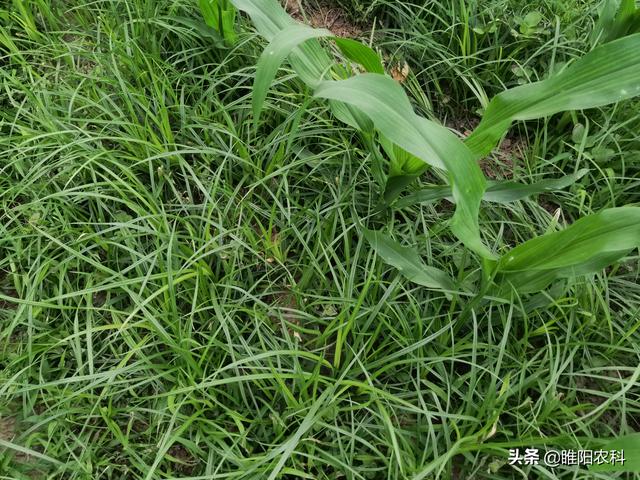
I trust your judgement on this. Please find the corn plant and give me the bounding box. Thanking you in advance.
[199,0,238,45]
[591,0,640,46]
[208,0,640,301]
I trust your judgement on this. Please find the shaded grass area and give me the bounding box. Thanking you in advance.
[1,1,640,479]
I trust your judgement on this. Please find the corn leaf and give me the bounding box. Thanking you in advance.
[363,229,456,292]
[221,7,238,44]
[334,38,385,74]
[231,0,334,86]
[232,0,493,257]
[252,25,386,124]
[465,33,640,158]
[253,24,333,124]
[384,175,424,203]
[378,135,429,202]
[327,100,374,131]
[591,0,640,46]
[395,169,589,208]
[393,184,451,208]
[199,0,237,44]
[590,434,640,472]
[378,133,426,177]
[199,0,219,29]
[482,169,588,203]
[229,0,294,40]
[315,74,495,259]
[231,0,373,132]
[496,207,640,293]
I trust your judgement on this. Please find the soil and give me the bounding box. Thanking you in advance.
[445,114,526,180]
[268,289,304,342]
[0,416,16,442]
[0,288,18,310]
[480,136,525,180]
[167,444,198,475]
[282,0,366,37]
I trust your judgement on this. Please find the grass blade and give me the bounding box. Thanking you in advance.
[0,438,64,467]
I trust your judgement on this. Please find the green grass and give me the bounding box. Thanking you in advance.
[1,0,640,479]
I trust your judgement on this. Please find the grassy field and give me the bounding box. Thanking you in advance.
[1,0,640,478]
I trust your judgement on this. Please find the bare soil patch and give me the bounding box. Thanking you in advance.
[282,0,366,37]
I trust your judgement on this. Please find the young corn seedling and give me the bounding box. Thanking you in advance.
[209,0,640,302]
[199,0,238,45]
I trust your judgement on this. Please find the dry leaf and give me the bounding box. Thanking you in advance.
[390,61,410,83]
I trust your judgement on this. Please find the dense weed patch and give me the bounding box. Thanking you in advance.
[0,1,639,478]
